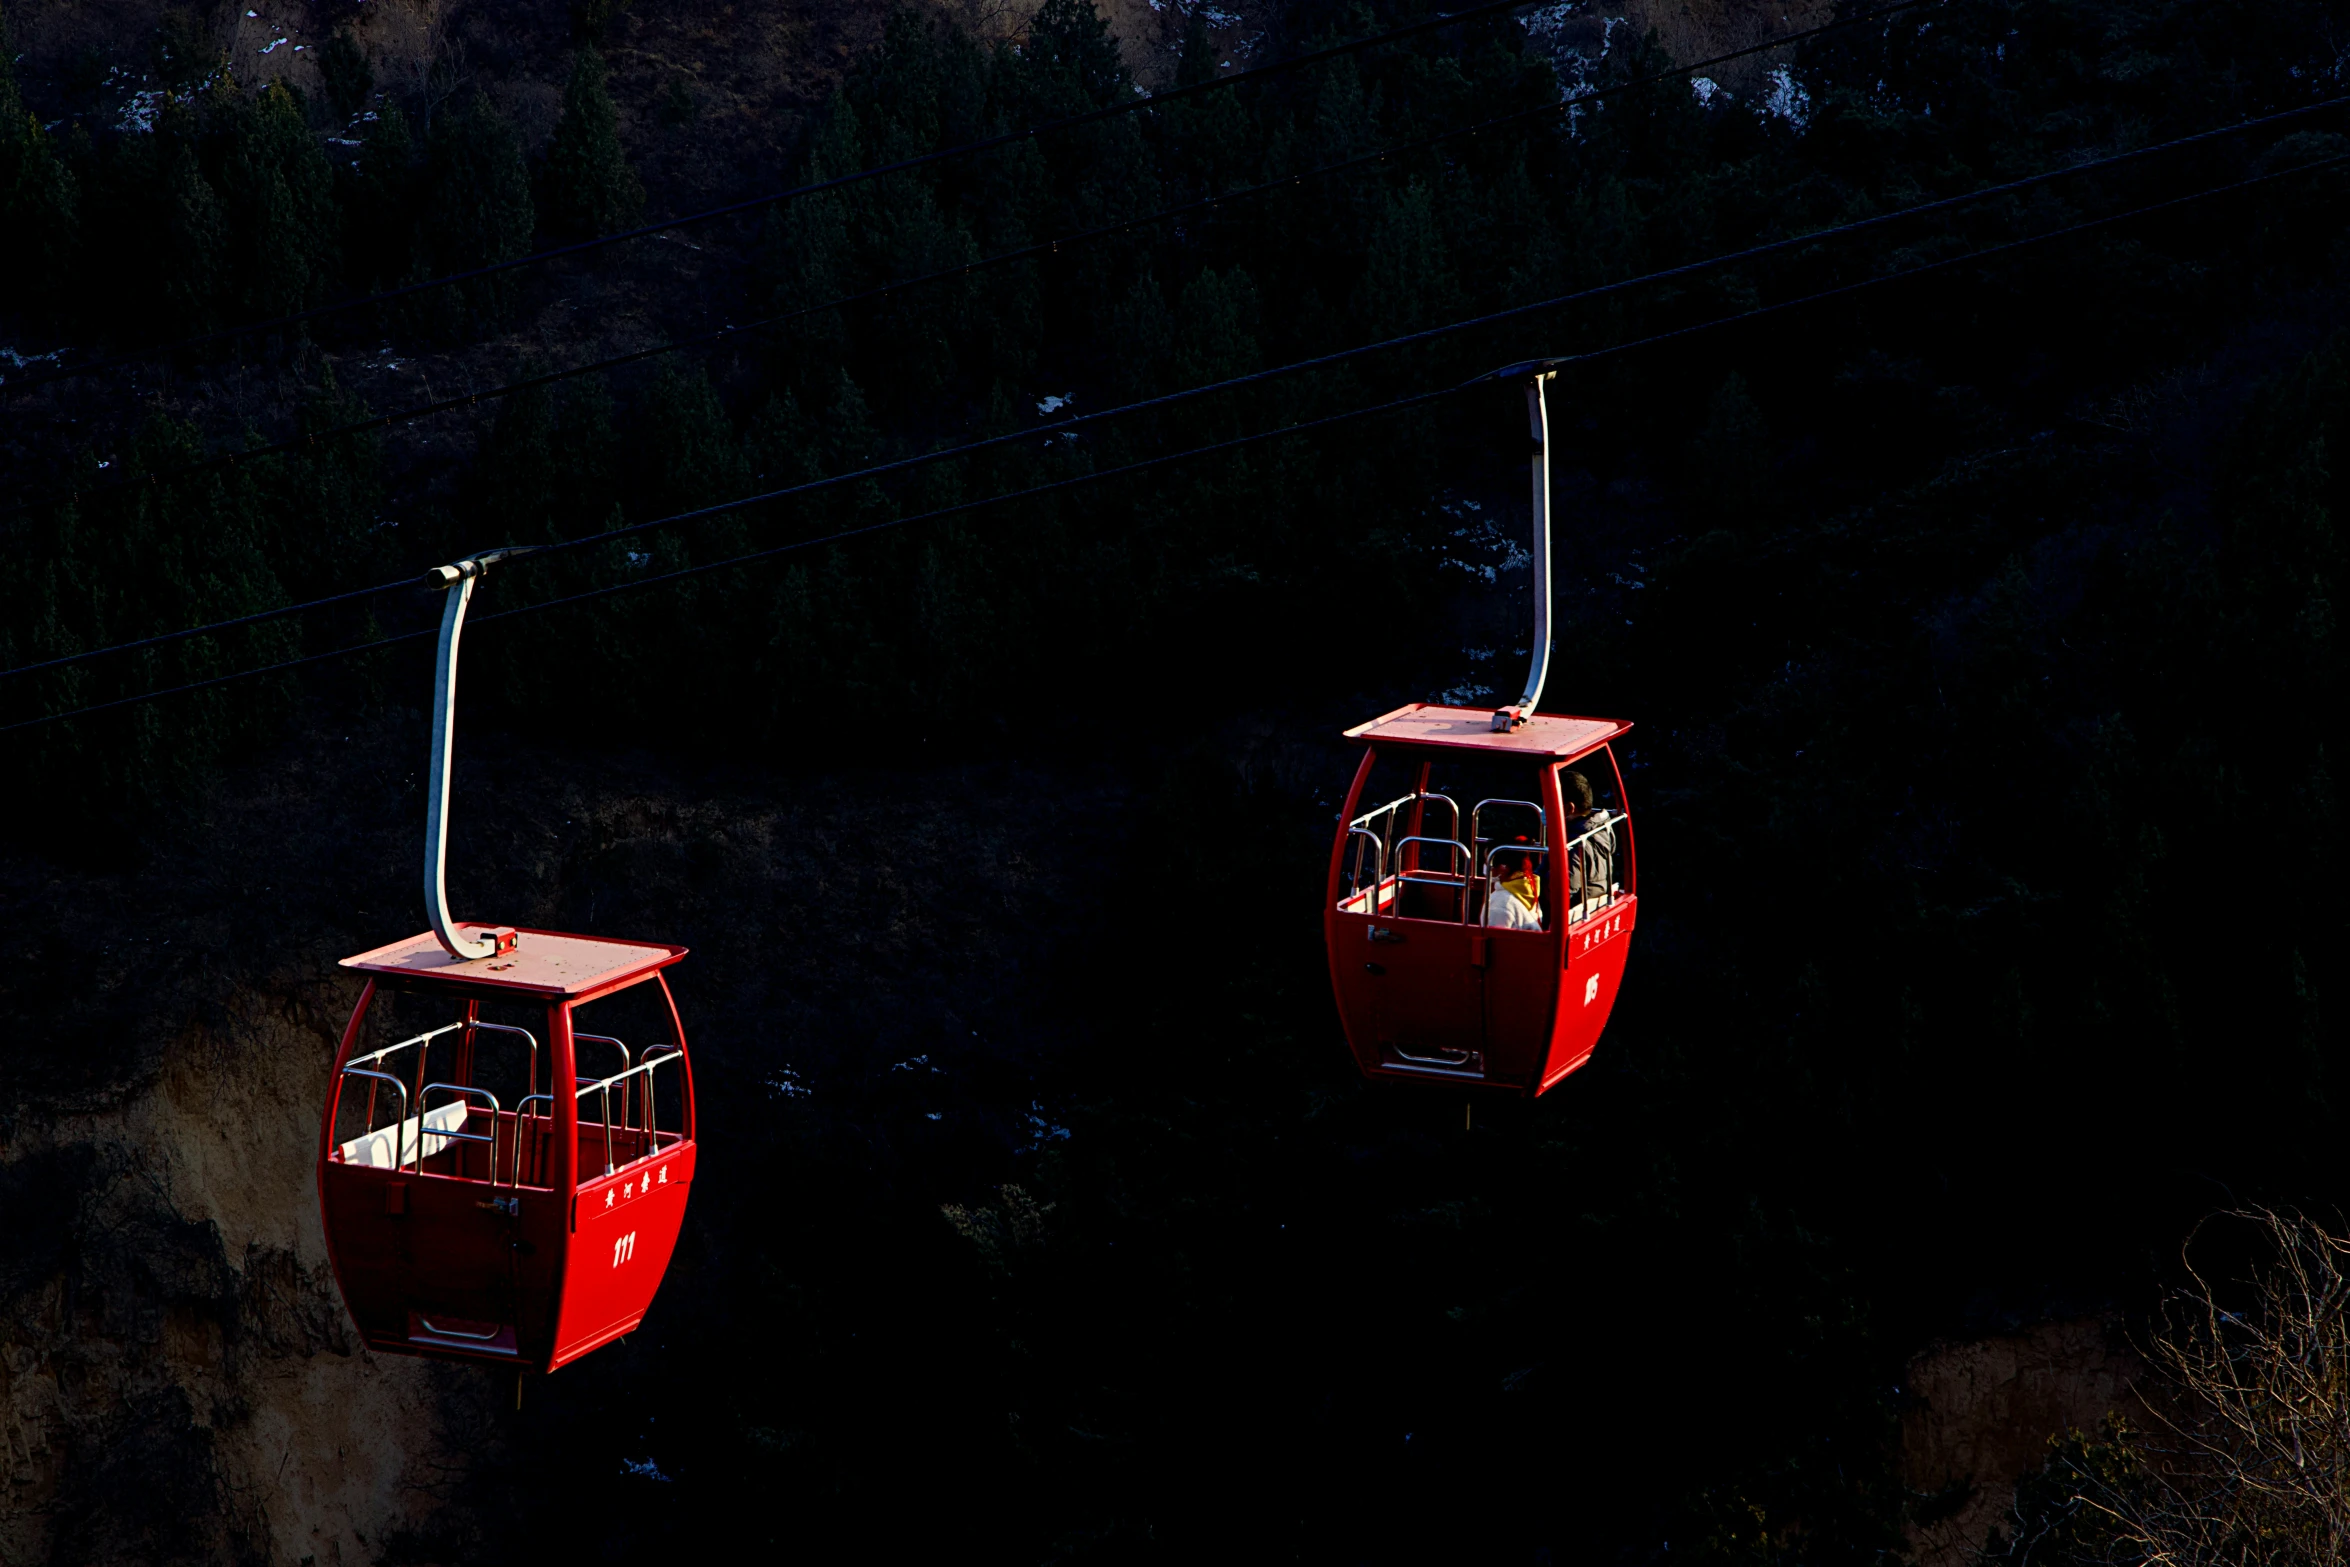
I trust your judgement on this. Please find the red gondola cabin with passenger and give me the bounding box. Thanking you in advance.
[1325,703,1636,1095]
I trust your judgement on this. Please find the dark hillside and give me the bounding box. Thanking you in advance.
[3,0,2348,1561]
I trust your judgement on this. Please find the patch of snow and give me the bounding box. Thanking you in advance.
[118,89,167,134]
[890,1054,939,1073]
[926,1112,943,1121]
[1462,646,1495,663]
[1758,66,1811,132]
[1690,76,1719,107]
[624,550,651,568]
[1518,1,1625,131]
[764,1067,812,1099]
[260,37,289,53]
[1036,393,1074,416]
[119,71,220,134]
[0,346,67,386]
[619,1458,672,1482]
[1016,1102,1071,1153]
[1439,682,1495,705]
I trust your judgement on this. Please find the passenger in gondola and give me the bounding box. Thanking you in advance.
[1486,843,1545,931]
[1560,769,1615,916]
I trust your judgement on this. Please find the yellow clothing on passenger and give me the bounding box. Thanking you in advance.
[1487,870,1544,931]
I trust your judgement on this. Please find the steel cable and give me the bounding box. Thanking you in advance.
[5,94,2339,689]
[6,148,2340,735]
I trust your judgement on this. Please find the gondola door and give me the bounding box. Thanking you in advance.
[1331,748,1490,1079]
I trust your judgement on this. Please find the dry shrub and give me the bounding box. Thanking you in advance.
[2024,1209,2350,1567]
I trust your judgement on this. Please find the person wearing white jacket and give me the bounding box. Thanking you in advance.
[1485,846,1546,931]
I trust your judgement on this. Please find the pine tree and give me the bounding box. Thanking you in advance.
[0,16,80,326]
[637,364,748,518]
[211,82,338,321]
[1172,267,1261,387]
[341,104,418,294]
[1353,180,1457,336]
[1012,0,1127,117]
[421,90,534,332]
[154,126,229,338]
[319,30,373,124]
[1687,373,1772,526]
[539,49,642,238]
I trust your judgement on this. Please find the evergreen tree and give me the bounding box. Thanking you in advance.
[1686,373,1772,527]
[1010,0,1128,117]
[209,82,338,322]
[0,22,80,326]
[420,89,534,333]
[246,369,389,602]
[152,121,230,338]
[341,104,419,294]
[1171,266,1261,387]
[539,49,642,238]
[318,29,373,124]
[637,364,748,518]
[1352,179,1457,336]
[1107,270,1172,401]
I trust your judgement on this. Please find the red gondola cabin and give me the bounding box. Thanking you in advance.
[1326,703,1636,1095]
[318,925,696,1372]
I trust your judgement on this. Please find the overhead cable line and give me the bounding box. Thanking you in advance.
[5,92,2338,687]
[377,94,2350,569]
[6,0,1555,396]
[0,0,1949,527]
[13,87,2331,686]
[7,148,2342,736]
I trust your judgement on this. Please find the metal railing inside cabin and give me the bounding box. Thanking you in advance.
[514,1038,688,1185]
[1470,797,1545,863]
[1342,791,1561,929]
[1338,790,1460,913]
[417,1082,503,1181]
[574,1031,632,1128]
[1561,810,1626,925]
[333,1018,540,1186]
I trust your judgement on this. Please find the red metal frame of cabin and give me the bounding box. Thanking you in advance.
[1326,705,1639,1096]
[317,928,697,1373]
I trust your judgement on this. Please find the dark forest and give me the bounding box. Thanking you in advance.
[1,0,2346,1560]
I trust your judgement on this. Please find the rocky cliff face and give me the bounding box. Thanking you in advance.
[0,697,1131,1562]
[0,912,478,1565]
[1901,1317,2145,1567]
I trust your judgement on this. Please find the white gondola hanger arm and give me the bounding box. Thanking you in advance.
[1493,370,1556,732]
[422,548,532,960]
